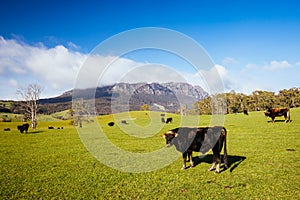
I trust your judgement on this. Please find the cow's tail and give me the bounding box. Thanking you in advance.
[223,127,228,168]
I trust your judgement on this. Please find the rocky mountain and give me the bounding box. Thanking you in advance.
[39,82,208,115]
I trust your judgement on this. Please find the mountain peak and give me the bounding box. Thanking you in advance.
[39,82,208,114]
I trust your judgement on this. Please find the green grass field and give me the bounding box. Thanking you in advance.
[0,109,299,199]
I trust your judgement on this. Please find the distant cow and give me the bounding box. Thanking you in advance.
[165,117,173,124]
[48,126,54,129]
[243,110,248,115]
[161,118,165,123]
[264,107,290,123]
[4,128,11,131]
[17,123,29,134]
[162,126,228,173]
[121,120,128,124]
[108,122,115,126]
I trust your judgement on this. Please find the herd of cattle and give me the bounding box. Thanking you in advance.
[107,117,174,127]
[3,107,291,173]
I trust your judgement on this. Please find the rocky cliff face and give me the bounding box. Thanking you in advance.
[40,82,208,114]
[111,82,207,100]
[109,82,208,113]
[161,82,208,100]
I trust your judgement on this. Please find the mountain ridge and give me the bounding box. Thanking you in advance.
[38,82,208,114]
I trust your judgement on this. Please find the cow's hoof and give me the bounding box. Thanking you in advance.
[214,171,220,174]
[181,166,187,170]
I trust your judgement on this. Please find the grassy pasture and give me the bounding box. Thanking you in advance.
[0,109,299,199]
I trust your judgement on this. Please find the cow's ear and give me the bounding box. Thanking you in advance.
[162,134,166,138]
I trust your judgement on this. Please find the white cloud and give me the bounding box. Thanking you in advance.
[2,36,298,100]
[0,37,86,98]
[75,55,187,89]
[193,64,230,94]
[67,42,80,50]
[263,60,291,70]
[8,79,18,87]
[0,37,209,99]
[222,57,238,65]
[224,60,300,94]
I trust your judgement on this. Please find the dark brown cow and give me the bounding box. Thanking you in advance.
[264,107,290,123]
[165,117,173,124]
[162,126,228,174]
[17,123,29,133]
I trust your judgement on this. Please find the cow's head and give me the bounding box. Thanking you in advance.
[162,130,178,147]
[265,107,274,117]
[264,111,271,117]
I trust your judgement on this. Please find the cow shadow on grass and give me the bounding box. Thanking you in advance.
[192,155,246,173]
[26,131,44,134]
[267,120,293,123]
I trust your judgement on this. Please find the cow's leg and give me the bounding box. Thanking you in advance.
[209,148,222,174]
[272,117,275,123]
[208,154,217,171]
[215,155,221,174]
[214,145,223,174]
[188,151,194,168]
[181,152,187,170]
[284,113,290,123]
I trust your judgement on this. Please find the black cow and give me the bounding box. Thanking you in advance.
[108,122,115,126]
[4,128,11,131]
[264,107,290,123]
[165,117,173,124]
[162,126,228,173]
[243,110,248,115]
[48,126,54,129]
[17,123,29,133]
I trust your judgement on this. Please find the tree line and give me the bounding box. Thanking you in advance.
[191,87,300,115]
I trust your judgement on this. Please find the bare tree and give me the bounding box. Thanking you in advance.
[17,84,43,129]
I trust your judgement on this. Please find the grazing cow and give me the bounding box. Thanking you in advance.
[243,110,248,115]
[108,122,115,126]
[17,123,29,134]
[264,107,290,123]
[48,126,54,129]
[4,128,11,131]
[165,117,173,124]
[121,120,127,124]
[162,126,228,173]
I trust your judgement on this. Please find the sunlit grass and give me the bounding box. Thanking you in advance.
[0,108,299,199]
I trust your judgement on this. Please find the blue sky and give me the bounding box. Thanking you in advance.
[1,0,300,99]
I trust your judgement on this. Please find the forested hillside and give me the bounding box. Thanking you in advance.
[2,87,300,117]
[192,87,300,114]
